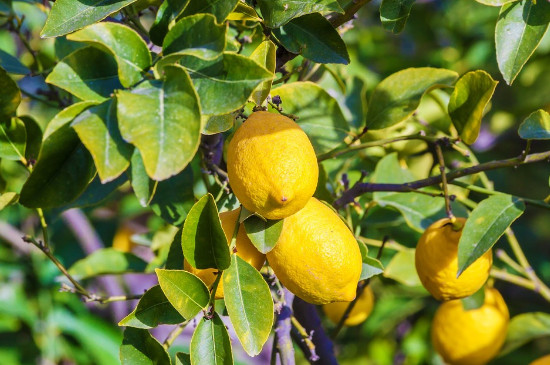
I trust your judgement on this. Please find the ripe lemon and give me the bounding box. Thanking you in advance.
[112,225,136,253]
[415,217,492,301]
[227,111,318,220]
[323,286,374,326]
[184,208,265,299]
[530,355,550,365]
[431,287,509,365]
[266,197,362,304]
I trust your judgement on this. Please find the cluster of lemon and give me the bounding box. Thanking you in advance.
[185,111,363,306]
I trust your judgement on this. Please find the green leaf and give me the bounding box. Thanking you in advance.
[67,23,151,88]
[475,0,517,5]
[56,173,127,210]
[181,0,238,23]
[366,67,458,130]
[448,70,498,145]
[120,327,171,365]
[156,269,210,319]
[249,40,276,106]
[68,248,147,279]
[380,0,415,34]
[18,116,42,161]
[383,248,422,287]
[223,254,273,356]
[150,0,191,46]
[0,192,18,210]
[271,81,349,154]
[163,14,226,60]
[257,0,343,28]
[0,117,26,161]
[72,99,133,183]
[243,215,283,254]
[166,230,184,270]
[0,0,11,14]
[273,13,349,65]
[119,285,185,329]
[46,46,122,102]
[176,353,191,365]
[128,149,156,207]
[501,312,550,355]
[179,53,272,116]
[461,286,486,310]
[495,0,550,85]
[0,49,29,75]
[19,102,97,209]
[117,65,201,181]
[182,194,230,270]
[203,113,235,135]
[457,194,525,276]
[227,2,261,21]
[41,0,139,38]
[190,313,233,365]
[358,241,384,281]
[0,67,20,118]
[518,109,550,140]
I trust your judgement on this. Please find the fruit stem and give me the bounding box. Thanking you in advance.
[435,142,456,224]
[162,321,190,350]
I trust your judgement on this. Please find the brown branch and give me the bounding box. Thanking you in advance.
[329,0,373,27]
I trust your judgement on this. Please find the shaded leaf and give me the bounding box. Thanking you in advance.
[181,0,238,23]
[18,116,42,161]
[448,70,498,145]
[166,230,184,270]
[495,0,550,85]
[0,192,18,210]
[380,0,415,34]
[457,194,525,276]
[518,109,550,140]
[366,67,458,130]
[0,67,20,117]
[257,0,343,28]
[128,149,156,207]
[176,353,191,365]
[501,312,550,355]
[68,248,147,279]
[249,40,276,106]
[57,173,127,210]
[0,117,26,161]
[156,269,210,319]
[243,215,283,254]
[120,327,171,365]
[461,286,486,310]
[119,285,185,329]
[0,49,29,75]
[182,194,230,270]
[190,313,233,365]
[223,254,273,356]
[67,22,151,88]
[383,248,422,287]
[273,13,349,65]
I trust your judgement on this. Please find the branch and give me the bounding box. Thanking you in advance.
[273,290,295,365]
[329,0,373,27]
[333,150,550,209]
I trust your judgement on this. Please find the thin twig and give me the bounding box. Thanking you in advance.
[329,0,373,27]
[435,142,455,222]
[163,321,190,350]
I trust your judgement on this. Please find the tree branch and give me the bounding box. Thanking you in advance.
[329,0,373,27]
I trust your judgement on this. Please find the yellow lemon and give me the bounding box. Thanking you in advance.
[227,111,318,220]
[184,208,265,299]
[266,197,362,305]
[112,225,136,253]
[415,217,492,301]
[431,287,509,365]
[530,355,550,365]
[323,286,374,326]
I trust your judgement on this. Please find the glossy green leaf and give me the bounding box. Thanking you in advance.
[273,13,349,65]
[119,285,185,329]
[495,0,550,85]
[461,286,486,310]
[271,81,349,154]
[163,14,226,60]
[67,23,151,88]
[223,254,273,356]
[257,0,343,28]
[475,0,517,5]
[180,0,238,23]
[203,113,235,135]
[19,102,97,208]
[156,269,210,319]
[128,149,156,207]
[243,215,283,254]
[448,70,498,145]
[120,327,171,365]
[18,116,42,161]
[457,194,525,276]
[41,0,139,38]
[226,2,261,21]
[0,67,20,118]
[0,117,26,161]
[68,248,147,279]
[0,192,18,210]
[150,0,190,46]
[0,49,29,75]
[56,173,127,211]
[72,99,133,183]
[182,194,230,270]
[176,353,191,365]
[190,313,233,365]
[249,40,276,106]
[380,0,415,34]
[358,241,384,281]
[383,248,422,287]
[46,47,122,102]
[501,312,550,355]
[366,67,458,130]
[179,53,272,116]
[117,65,201,181]
[518,109,550,140]
[166,230,184,270]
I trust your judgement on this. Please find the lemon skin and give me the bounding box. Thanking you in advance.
[323,285,374,326]
[530,355,550,365]
[112,225,136,253]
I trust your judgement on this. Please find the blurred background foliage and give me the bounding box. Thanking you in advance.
[0,0,549,364]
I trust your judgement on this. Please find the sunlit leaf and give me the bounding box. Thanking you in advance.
[0,67,20,118]
[156,269,210,319]
[190,313,233,365]
[243,215,283,254]
[0,117,26,161]
[501,312,550,355]
[180,0,239,23]
[383,249,423,287]
[257,0,343,28]
[68,248,147,279]
[249,40,276,106]
[0,192,18,210]
[120,327,171,365]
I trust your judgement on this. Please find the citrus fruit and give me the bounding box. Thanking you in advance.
[415,217,492,301]
[530,355,550,365]
[227,111,318,220]
[184,208,265,299]
[112,225,136,253]
[323,285,374,326]
[266,197,362,304]
[431,287,509,365]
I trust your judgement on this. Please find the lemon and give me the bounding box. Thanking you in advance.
[227,111,318,220]
[530,355,550,365]
[323,286,374,326]
[184,208,265,299]
[112,225,136,253]
[431,287,509,365]
[266,197,362,304]
[415,217,492,301]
